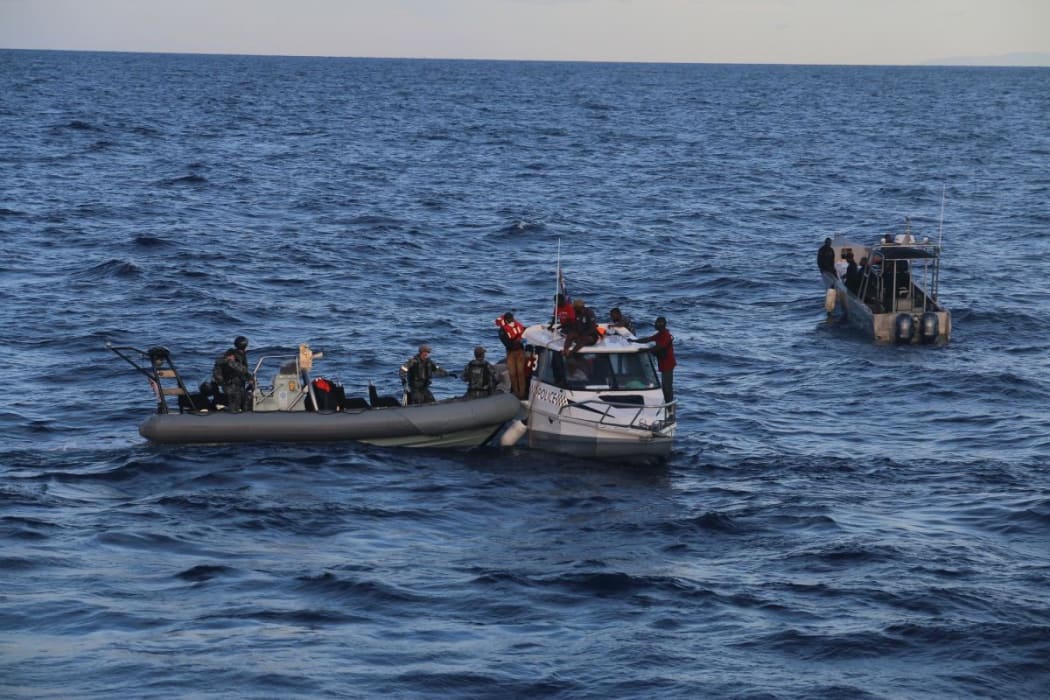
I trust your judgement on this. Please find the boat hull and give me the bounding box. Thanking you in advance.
[138,392,522,447]
[526,428,673,463]
[823,271,951,345]
[524,388,675,464]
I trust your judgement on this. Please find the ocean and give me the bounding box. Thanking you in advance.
[1,49,1048,698]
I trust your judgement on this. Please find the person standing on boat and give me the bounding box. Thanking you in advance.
[834,251,850,280]
[400,344,450,405]
[634,317,676,404]
[818,237,836,279]
[212,348,252,413]
[462,346,498,399]
[495,311,528,399]
[844,252,861,294]
[232,335,252,411]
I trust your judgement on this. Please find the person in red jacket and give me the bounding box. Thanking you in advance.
[553,293,576,330]
[495,311,528,399]
[634,316,676,403]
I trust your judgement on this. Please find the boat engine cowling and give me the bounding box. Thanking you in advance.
[894,313,915,344]
[920,312,940,344]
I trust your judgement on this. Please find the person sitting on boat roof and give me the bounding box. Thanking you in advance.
[818,237,835,278]
[608,307,635,334]
[495,311,528,399]
[563,298,599,356]
[462,346,498,400]
[400,344,451,405]
[212,348,252,413]
[633,316,676,404]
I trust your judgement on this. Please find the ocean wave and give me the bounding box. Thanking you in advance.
[72,259,143,280]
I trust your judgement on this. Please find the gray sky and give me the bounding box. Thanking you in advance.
[2,0,1048,65]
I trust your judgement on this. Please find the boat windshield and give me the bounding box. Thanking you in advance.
[539,349,660,390]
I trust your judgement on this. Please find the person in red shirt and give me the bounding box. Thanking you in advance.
[634,316,676,403]
[553,293,576,330]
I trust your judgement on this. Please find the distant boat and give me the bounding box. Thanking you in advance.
[107,343,520,448]
[820,220,951,344]
[498,323,676,463]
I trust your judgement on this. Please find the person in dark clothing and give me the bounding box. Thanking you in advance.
[563,298,598,356]
[400,344,450,405]
[233,335,249,368]
[462,346,497,399]
[232,335,252,410]
[818,237,836,278]
[212,348,252,413]
[634,316,676,403]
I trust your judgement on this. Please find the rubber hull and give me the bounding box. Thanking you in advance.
[139,393,522,448]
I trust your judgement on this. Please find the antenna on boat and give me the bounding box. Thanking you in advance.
[937,184,946,247]
[553,238,562,328]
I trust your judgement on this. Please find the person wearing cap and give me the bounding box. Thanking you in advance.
[633,316,676,403]
[399,344,450,405]
[211,347,252,412]
[462,346,497,399]
[495,311,528,399]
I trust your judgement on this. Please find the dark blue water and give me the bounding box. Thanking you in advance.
[2,50,1049,698]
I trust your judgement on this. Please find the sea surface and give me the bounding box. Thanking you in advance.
[1,50,1049,699]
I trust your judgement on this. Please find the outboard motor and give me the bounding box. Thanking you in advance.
[920,312,940,344]
[894,313,915,344]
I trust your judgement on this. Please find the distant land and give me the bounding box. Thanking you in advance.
[924,52,1050,67]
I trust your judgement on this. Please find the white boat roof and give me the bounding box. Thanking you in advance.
[522,323,649,354]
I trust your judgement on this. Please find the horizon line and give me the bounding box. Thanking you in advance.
[3,46,1050,69]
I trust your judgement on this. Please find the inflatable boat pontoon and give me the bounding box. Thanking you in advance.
[108,342,520,448]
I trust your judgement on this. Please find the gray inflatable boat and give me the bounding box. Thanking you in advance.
[109,342,521,448]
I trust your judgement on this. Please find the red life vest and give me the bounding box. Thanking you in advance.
[495,316,525,344]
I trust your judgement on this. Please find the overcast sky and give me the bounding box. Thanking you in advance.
[2,0,1048,65]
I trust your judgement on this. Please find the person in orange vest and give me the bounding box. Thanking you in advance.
[495,311,528,399]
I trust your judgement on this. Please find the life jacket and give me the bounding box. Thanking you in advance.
[495,316,525,349]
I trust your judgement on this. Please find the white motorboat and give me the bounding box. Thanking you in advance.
[500,324,676,463]
[821,220,951,345]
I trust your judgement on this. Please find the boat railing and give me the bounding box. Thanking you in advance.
[251,345,323,412]
[556,396,677,435]
[854,240,943,315]
[106,343,197,414]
